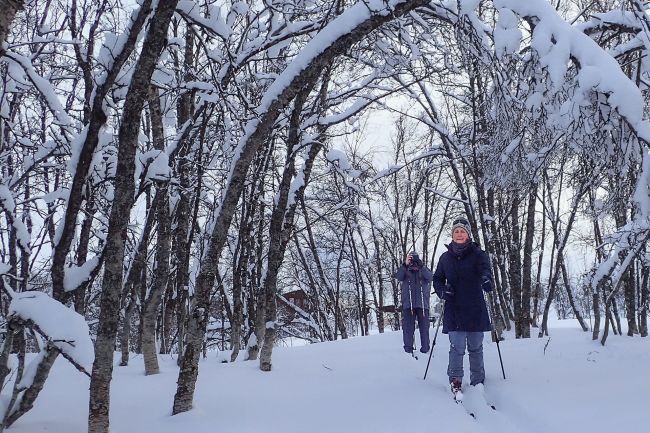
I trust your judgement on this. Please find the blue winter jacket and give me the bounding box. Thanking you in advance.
[394,262,433,311]
[432,242,493,333]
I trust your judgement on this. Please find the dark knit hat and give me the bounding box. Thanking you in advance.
[451,218,471,237]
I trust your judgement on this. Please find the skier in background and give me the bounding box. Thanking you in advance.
[394,250,433,354]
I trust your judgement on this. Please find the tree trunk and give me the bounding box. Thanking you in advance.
[119,286,137,366]
[300,196,348,336]
[291,233,333,341]
[532,213,546,328]
[369,204,386,333]
[611,298,623,335]
[639,265,648,337]
[141,86,172,375]
[170,29,195,365]
[160,279,177,354]
[601,286,614,345]
[4,346,59,429]
[0,325,15,399]
[230,182,260,362]
[539,174,588,337]
[241,147,274,361]
[259,286,277,371]
[88,2,178,431]
[74,195,96,314]
[334,223,349,340]
[539,252,562,338]
[6,329,25,425]
[142,191,171,375]
[172,0,436,413]
[488,191,513,330]
[390,261,401,330]
[592,285,601,340]
[19,178,32,294]
[259,81,325,369]
[230,253,245,361]
[350,232,369,336]
[558,258,589,331]
[120,190,158,362]
[0,0,24,56]
[51,0,153,303]
[520,185,537,337]
[589,190,605,340]
[624,263,638,336]
[509,196,524,338]
[611,200,639,336]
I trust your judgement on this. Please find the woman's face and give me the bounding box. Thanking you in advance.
[453,228,469,243]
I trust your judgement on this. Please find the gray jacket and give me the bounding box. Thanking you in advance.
[394,262,433,310]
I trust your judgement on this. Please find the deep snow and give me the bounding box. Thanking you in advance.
[10,318,649,433]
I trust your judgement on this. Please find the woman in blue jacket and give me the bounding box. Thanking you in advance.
[432,218,493,395]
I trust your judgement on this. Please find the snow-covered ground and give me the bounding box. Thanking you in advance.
[12,319,649,433]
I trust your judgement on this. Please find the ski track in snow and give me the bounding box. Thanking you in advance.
[409,350,535,433]
[462,386,525,433]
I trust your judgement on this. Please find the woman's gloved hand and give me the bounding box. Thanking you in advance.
[443,283,454,301]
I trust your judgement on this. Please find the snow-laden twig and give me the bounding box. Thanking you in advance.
[7,291,94,376]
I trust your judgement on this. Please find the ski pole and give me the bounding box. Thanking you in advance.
[484,292,506,379]
[423,300,445,380]
[495,334,505,379]
[409,281,417,357]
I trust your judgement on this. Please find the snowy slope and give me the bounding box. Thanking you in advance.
[11,320,650,433]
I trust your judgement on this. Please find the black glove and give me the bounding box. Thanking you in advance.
[442,283,454,301]
[481,279,492,292]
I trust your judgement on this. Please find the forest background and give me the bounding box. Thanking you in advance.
[0,0,649,432]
